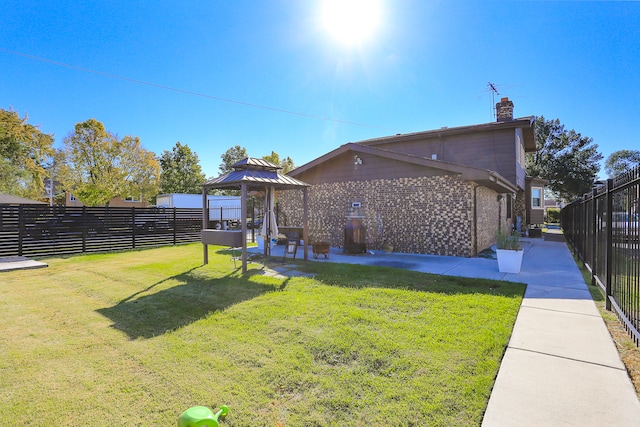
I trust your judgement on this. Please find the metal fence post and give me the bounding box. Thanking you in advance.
[590,188,597,286]
[605,179,613,311]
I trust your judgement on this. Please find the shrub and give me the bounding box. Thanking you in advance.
[547,208,560,223]
[496,228,521,250]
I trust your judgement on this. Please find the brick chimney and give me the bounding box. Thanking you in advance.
[496,97,514,122]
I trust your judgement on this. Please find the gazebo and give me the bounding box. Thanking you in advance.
[201,158,310,273]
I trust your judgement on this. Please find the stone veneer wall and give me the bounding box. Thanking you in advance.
[514,189,526,230]
[279,175,487,257]
[474,185,501,253]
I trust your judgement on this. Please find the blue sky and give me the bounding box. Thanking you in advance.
[2,0,638,179]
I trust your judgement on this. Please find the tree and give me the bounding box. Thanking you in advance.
[159,142,206,194]
[219,145,248,174]
[60,119,160,206]
[262,151,295,174]
[604,149,640,178]
[0,108,54,199]
[280,156,295,174]
[118,135,161,203]
[526,116,603,202]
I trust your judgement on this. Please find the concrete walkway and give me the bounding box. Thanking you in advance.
[481,236,640,426]
[253,234,640,426]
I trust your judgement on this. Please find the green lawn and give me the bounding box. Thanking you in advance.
[0,244,524,426]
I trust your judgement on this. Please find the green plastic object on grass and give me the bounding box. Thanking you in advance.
[177,405,229,427]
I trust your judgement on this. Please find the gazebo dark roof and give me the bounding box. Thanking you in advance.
[202,157,309,191]
[231,157,280,170]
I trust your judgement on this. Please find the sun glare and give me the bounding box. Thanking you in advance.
[321,0,382,46]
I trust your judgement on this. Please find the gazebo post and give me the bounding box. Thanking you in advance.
[263,186,269,258]
[241,183,248,274]
[303,187,309,260]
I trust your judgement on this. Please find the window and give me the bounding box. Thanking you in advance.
[506,194,513,219]
[531,187,542,209]
[124,196,141,202]
[70,194,76,202]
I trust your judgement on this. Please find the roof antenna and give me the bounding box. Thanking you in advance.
[487,82,499,120]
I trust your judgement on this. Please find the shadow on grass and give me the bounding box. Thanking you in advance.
[97,248,524,340]
[97,267,282,339]
[297,261,527,299]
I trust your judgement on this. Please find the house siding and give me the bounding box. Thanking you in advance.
[515,128,527,190]
[526,188,545,225]
[298,153,448,184]
[525,177,546,226]
[279,175,488,257]
[365,128,521,187]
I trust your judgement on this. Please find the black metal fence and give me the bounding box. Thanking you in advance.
[562,165,640,344]
[0,206,206,258]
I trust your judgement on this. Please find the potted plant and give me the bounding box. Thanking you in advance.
[495,228,523,273]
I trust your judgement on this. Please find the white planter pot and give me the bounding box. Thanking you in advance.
[496,249,524,273]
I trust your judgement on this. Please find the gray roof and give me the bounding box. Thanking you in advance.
[203,157,309,191]
[0,193,48,205]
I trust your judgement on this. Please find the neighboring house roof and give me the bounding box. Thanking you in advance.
[203,157,309,191]
[288,143,517,194]
[526,176,549,186]
[357,116,536,152]
[0,193,48,205]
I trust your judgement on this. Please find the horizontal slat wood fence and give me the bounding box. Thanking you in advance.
[0,206,205,258]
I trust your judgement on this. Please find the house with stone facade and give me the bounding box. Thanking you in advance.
[278,98,543,257]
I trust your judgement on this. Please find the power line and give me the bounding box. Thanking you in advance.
[0,47,391,130]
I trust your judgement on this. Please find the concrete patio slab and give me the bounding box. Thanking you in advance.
[0,256,48,272]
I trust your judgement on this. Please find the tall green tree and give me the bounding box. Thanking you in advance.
[0,108,54,199]
[604,149,640,178]
[219,145,248,174]
[262,151,295,174]
[60,119,160,206]
[526,116,603,202]
[159,142,206,194]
